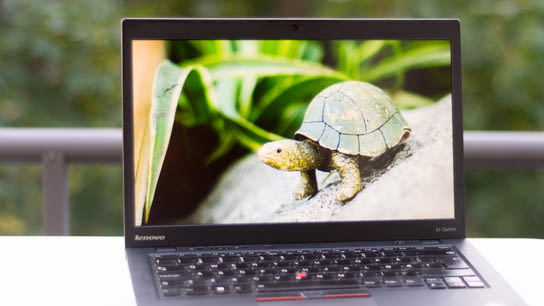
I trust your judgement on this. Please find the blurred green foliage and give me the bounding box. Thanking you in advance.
[0,165,42,235]
[0,0,542,237]
[69,165,123,235]
[0,0,121,126]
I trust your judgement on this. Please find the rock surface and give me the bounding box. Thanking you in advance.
[187,96,455,224]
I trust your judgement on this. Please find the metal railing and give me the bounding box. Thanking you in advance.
[0,128,121,235]
[0,128,543,235]
[463,131,544,168]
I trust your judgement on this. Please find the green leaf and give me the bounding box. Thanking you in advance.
[253,76,343,129]
[190,55,349,80]
[391,90,436,109]
[137,60,214,224]
[259,40,323,61]
[238,77,258,118]
[336,40,387,78]
[213,77,285,153]
[358,40,388,64]
[204,131,236,165]
[362,43,451,82]
[214,78,240,118]
[234,40,258,56]
[276,103,308,136]
[176,67,215,125]
[219,107,284,150]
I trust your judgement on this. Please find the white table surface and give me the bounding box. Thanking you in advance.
[0,236,541,306]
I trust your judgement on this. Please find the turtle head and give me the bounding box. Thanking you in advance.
[258,139,317,171]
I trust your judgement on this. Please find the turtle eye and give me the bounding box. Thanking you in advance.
[276,148,282,154]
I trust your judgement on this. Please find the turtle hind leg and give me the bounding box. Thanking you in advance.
[294,170,318,200]
[332,152,362,203]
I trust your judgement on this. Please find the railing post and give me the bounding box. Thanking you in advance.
[42,151,69,235]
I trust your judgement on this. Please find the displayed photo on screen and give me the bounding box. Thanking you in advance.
[131,39,454,226]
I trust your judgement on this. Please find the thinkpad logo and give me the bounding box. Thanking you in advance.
[135,234,166,241]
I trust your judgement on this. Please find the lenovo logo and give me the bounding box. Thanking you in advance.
[135,234,166,241]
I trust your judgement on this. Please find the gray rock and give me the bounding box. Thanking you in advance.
[187,96,455,224]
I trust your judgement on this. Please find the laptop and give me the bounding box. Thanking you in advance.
[121,18,525,305]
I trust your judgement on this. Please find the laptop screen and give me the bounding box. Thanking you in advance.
[131,38,454,227]
[122,19,464,246]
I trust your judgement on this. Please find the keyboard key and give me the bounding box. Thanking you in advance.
[162,287,182,296]
[444,259,469,270]
[362,279,382,288]
[195,271,214,279]
[382,271,400,278]
[403,277,425,287]
[420,248,455,256]
[158,273,183,279]
[444,276,466,288]
[273,275,294,282]
[383,278,403,287]
[232,282,253,293]
[425,277,447,289]
[211,284,230,294]
[425,263,445,269]
[160,279,184,288]
[184,284,209,295]
[463,276,485,288]
[197,256,218,264]
[423,269,475,277]
[156,265,185,272]
[155,258,179,266]
[404,269,422,277]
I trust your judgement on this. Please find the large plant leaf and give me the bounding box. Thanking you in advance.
[137,60,214,224]
[131,41,166,227]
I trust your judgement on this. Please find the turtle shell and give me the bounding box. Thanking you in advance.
[295,81,410,157]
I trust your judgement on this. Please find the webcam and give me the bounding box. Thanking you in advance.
[291,24,298,31]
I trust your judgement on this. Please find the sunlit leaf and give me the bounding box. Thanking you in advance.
[190,55,348,80]
[362,44,451,82]
[140,60,214,224]
[358,40,388,64]
[336,40,387,78]
[238,77,258,118]
[390,90,436,109]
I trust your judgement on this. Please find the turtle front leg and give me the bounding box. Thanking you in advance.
[332,152,362,203]
[294,170,318,200]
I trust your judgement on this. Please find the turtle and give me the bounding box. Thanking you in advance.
[258,80,411,203]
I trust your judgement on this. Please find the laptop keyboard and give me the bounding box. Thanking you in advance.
[151,245,485,299]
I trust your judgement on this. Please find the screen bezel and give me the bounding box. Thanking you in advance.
[122,18,465,248]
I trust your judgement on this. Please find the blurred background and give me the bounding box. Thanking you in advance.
[0,0,542,236]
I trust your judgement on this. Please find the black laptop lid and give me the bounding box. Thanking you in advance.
[122,19,464,247]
